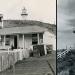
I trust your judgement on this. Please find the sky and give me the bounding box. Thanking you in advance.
[57,0,75,49]
[0,0,56,24]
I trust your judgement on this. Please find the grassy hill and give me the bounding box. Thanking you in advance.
[57,49,75,74]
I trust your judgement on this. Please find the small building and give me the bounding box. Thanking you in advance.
[0,8,56,57]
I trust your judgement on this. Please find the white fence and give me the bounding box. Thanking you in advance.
[0,49,29,72]
[57,49,71,59]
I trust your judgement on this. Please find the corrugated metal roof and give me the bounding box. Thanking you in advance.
[0,25,46,35]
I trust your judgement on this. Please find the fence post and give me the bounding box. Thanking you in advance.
[12,51,15,75]
[8,48,9,54]
[17,50,18,61]
[1,56,2,71]
[8,48,10,68]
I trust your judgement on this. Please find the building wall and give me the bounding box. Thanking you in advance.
[18,34,32,49]
[0,31,56,51]
[24,34,32,49]
[18,34,23,48]
[43,30,56,50]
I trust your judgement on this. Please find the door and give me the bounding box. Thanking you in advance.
[38,45,45,56]
[14,36,17,49]
[33,45,45,56]
[46,45,53,54]
[33,45,40,57]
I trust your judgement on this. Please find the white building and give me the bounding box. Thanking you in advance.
[0,8,56,57]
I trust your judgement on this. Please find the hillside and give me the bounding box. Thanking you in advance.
[57,49,75,75]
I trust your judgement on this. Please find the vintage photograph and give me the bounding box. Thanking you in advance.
[0,0,56,75]
[57,0,75,75]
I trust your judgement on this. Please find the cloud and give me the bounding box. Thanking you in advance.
[67,19,75,27]
[57,0,75,49]
[57,0,75,31]
[58,0,75,15]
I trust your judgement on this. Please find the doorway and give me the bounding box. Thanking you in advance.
[33,45,45,56]
[14,36,17,49]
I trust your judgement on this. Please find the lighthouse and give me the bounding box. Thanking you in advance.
[0,14,3,28]
[21,7,28,20]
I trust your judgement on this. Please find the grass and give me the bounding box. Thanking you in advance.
[57,49,75,74]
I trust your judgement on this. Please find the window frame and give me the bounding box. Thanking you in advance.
[32,34,38,45]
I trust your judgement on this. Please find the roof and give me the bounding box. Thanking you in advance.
[3,20,55,28]
[0,25,46,35]
[0,20,56,35]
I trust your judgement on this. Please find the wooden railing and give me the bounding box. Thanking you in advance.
[57,49,71,59]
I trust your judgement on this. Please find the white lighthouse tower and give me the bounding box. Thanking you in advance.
[21,7,28,20]
[0,14,3,28]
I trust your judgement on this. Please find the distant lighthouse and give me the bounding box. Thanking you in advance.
[0,14,3,28]
[21,7,28,20]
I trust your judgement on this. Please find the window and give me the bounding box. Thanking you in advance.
[32,34,38,45]
[0,36,3,45]
[0,17,2,22]
[5,35,10,45]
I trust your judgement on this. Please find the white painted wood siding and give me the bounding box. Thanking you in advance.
[43,31,56,50]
